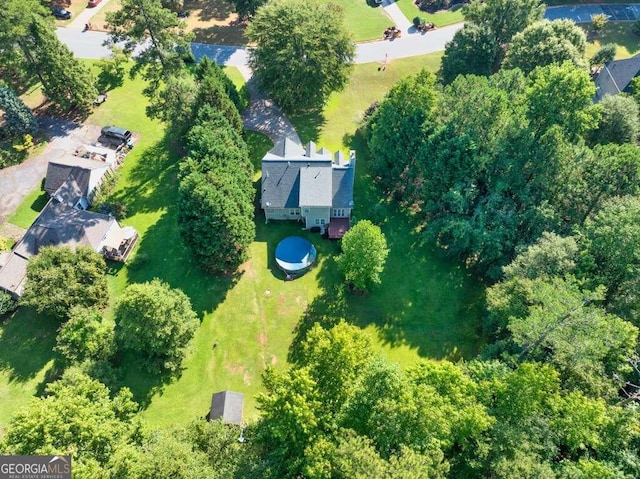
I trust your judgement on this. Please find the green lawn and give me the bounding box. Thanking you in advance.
[0,56,484,430]
[317,0,391,42]
[6,185,48,229]
[396,0,465,27]
[584,22,640,60]
[0,309,58,435]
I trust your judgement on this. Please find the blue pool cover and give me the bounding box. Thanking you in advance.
[275,236,317,275]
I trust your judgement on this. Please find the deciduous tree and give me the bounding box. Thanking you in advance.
[579,195,640,322]
[463,0,544,46]
[55,306,115,364]
[247,0,354,112]
[503,20,587,74]
[1,370,138,473]
[337,220,389,292]
[590,43,616,67]
[440,24,500,84]
[21,246,108,320]
[114,279,199,374]
[589,94,640,145]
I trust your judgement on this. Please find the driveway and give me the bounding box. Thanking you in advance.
[0,118,102,224]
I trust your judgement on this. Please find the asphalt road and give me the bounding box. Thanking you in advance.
[57,3,640,67]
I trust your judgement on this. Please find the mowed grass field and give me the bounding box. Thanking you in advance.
[584,21,640,60]
[0,56,484,431]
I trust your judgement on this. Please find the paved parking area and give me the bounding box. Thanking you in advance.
[545,4,640,23]
[0,118,102,223]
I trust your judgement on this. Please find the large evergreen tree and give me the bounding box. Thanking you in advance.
[107,0,192,117]
[0,0,97,110]
[0,85,37,139]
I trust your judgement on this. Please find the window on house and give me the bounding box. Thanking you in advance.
[290,209,299,215]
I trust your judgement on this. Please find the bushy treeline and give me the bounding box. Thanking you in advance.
[175,58,255,273]
[5,322,639,478]
[20,246,199,378]
[366,64,640,286]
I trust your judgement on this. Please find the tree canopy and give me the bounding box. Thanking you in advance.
[176,62,254,273]
[337,220,389,292]
[463,0,544,46]
[589,94,640,146]
[0,370,138,475]
[106,0,192,117]
[0,85,37,139]
[247,0,354,112]
[114,279,199,374]
[0,0,97,110]
[503,20,587,74]
[440,24,500,84]
[21,246,109,320]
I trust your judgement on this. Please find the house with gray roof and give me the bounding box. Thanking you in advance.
[210,390,244,426]
[594,55,640,102]
[261,137,355,239]
[44,156,111,207]
[0,153,137,298]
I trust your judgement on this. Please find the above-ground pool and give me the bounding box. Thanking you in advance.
[275,236,317,277]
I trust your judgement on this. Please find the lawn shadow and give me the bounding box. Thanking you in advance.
[192,25,247,46]
[115,141,239,317]
[289,132,486,363]
[288,108,326,143]
[192,0,234,21]
[0,308,57,383]
[112,349,181,409]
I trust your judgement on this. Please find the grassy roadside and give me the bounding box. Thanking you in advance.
[395,0,465,27]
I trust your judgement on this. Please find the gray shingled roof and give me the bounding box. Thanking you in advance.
[299,164,333,207]
[332,166,355,209]
[595,55,640,102]
[14,200,115,259]
[210,390,244,425]
[261,137,355,210]
[44,157,108,195]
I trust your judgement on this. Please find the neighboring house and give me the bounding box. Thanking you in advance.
[0,152,137,298]
[209,390,244,426]
[261,137,356,239]
[594,55,640,102]
[44,155,111,209]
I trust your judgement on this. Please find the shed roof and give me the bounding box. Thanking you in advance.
[210,390,244,425]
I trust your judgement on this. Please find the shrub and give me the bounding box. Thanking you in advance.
[634,19,640,36]
[0,291,18,316]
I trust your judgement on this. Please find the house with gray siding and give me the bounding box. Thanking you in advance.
[261,137,355,238]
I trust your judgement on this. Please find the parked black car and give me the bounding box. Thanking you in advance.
[51,6,72,20]
[101,126,132,144]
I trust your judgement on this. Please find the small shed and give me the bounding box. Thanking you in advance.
[210,390,244,425]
